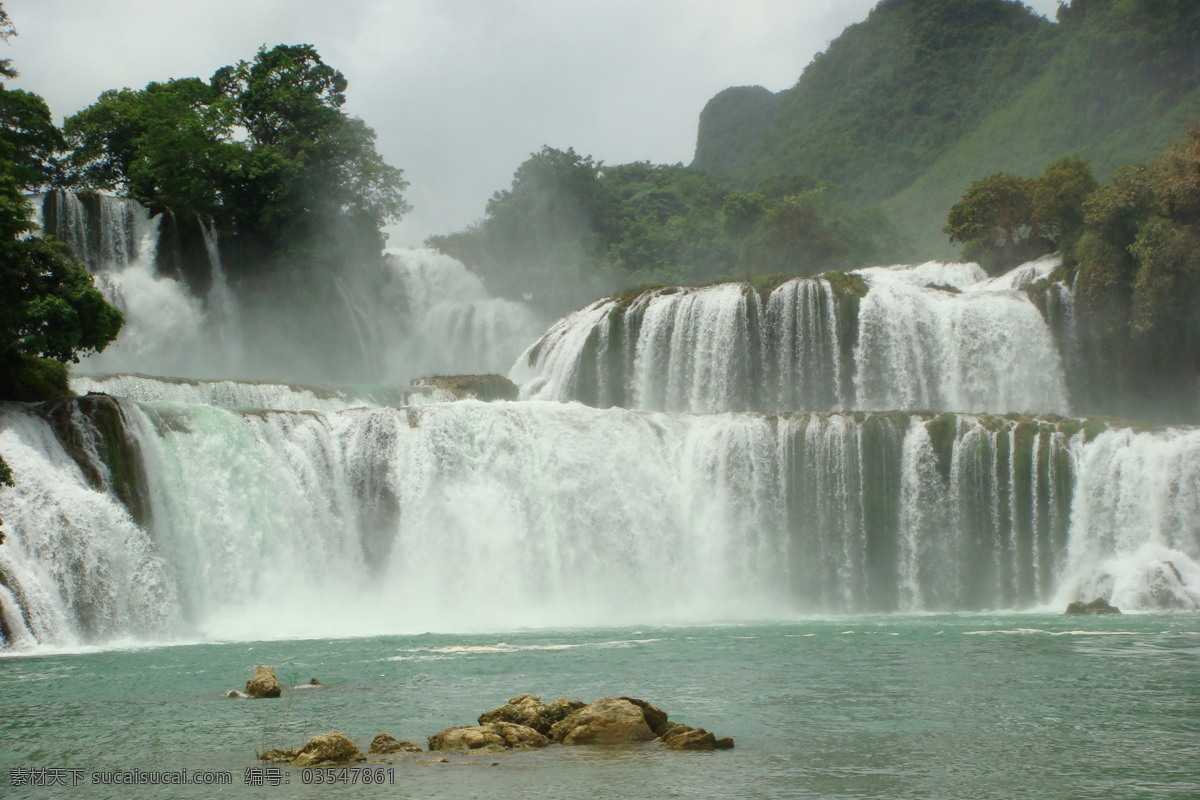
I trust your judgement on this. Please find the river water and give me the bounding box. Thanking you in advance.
[2,614,1197,799]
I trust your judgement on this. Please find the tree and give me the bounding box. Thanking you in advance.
[944,172,1042,272]
[62,43,409,269]
[63,78,234,218]
[1032,155,1097,257]
[1073,126,1200,420]
[0,5,123,401]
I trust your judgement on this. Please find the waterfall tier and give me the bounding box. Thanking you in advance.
[1,395,1195,648]
[33,191,542,385]
[513,257,1071,415]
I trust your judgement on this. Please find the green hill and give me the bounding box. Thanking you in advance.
[693,0,1200,256]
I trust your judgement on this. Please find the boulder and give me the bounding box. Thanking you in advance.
[548,697,656,745]
[620,696,670,736]
[368,734,422,755]
[660,726,717,750]
[428,722,549,753]
[258,749,297,764]
[245,665,282,698]
[657,723,733,750]
[477,694,585,735]
[290,732,367,768]
[1064,597,1121,615]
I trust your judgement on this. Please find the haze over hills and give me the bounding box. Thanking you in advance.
[693,0,1200,256]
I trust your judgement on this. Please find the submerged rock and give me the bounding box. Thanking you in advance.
[548,697,656,745]
[1064,597,1122,615]
[245,665,282,698]
[290,732,366,767]
[658,723,734,750]
[368,733,422,754]
[258,749,298,764]
[428,722,549,753]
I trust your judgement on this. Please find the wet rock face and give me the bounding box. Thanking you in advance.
[245,665,282,698]
[1064,597,1122,615]
[368,734,422,754]
[290,732,367,767]
[477,694,585,735]
[658,723,735,750]
[548,697,657,745]
[427,722,549,753]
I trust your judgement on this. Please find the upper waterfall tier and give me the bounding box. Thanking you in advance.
[512,257,1072,416]
[1,395,1196,649]
[32,191,543,385]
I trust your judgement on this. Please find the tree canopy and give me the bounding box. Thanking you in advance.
[428,147,901,313]
[0,5,123,401]
[944,156,1096,273]
[62,44,409,267]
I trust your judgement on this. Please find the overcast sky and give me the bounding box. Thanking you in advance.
[4,0,1062,247]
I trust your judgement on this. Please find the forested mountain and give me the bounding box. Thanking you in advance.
[694,0,1200,255]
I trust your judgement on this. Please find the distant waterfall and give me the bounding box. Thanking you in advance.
[2,396,1196,648]
[514,257,1070,415]
[32,190,541,387]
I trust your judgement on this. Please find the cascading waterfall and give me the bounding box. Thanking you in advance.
[33,191,541,387]
[6,192,1197,654]
[69,374,408,412]
[2,396,1196,648]
[515,258,1071,415]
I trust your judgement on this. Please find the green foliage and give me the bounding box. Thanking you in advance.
[697,0,1200,257]
[1073,125,1200,419]
[62,43,409,270]
[63,78,233,218]
[0,5,123,401]
[1033,156,1098,258]
[0,354,70,403]
[945,172,1040,272]
[944,157,1097,273]
[429,148,900,313]
[697,0,1052,203]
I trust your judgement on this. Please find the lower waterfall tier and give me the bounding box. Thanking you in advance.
[1,395,1196,648]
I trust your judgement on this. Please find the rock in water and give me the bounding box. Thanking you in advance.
[290,732,366,767]
[406,374,519,403]
[245,665,282,698]
[477,694,585,735]
[368,734,422,754]
[658,723,734,750]
[548,697,657,745]
[1064,598,1122,615]
[620,696,671,736]
[427,723,549,753]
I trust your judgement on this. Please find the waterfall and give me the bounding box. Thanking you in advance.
[34,191,541,386]
[2,396,1196,648]
[37,191,145,272]
[8,192,1194,652]
[515,258,1071,415]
